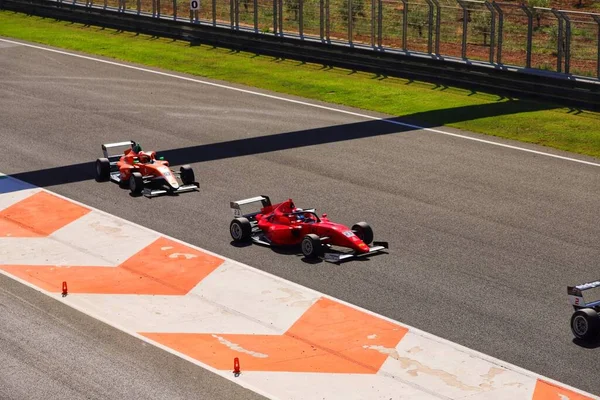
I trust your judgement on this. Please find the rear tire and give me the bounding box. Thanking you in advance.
[571,308,600,340]
[230,218,252,242]
[301,234,322,259]
[129,172,143,194]
[352,222,374,245]
[180,165,195,185]
[95,158,110,182]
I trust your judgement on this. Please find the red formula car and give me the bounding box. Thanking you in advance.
[95,140,199,197]
[229,196,388,262]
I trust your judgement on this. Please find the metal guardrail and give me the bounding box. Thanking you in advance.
[2,0,600,109]
[26,0,600,80]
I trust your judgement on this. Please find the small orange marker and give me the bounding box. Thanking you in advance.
[233,357,240,376]
[62,281,68,297]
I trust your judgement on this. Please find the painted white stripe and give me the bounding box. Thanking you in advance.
[240,372,443,400]
[66,260,320,334]
[51,210,160,265]
[1,38,599,168]
[379,331,537,399]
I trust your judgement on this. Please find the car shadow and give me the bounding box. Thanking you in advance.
[4,100,555,193]
[572,337,600,349]
[229,240,253,248]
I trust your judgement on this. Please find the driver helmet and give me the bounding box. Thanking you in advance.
[132,142,142,153]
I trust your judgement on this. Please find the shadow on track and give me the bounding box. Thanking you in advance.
[6,100,552,191]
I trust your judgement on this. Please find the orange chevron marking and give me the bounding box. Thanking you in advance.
[142,297,408,373]
[532,380,594,400]
[1,237,223,295]
[0,191,90,237]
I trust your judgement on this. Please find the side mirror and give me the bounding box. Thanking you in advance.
[322,213,327,218]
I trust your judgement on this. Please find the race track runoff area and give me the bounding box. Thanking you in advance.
[0,174,596,400]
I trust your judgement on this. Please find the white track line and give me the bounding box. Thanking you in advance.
[2,37,600,168]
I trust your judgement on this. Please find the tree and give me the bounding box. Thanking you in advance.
[285,0,299,21]
[527,0,550,29]
[407,5,428,38]
[471,11,491,46]
[340,0,366,25]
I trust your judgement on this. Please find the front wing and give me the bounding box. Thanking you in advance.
[323,241,389,263]
[249,229,389,263]
[110,171,199,197]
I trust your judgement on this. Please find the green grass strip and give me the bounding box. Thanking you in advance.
[1,11,599,158]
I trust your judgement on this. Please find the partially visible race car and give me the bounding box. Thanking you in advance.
[567,280,600,340]
[229,195,388,262]
[95,140,199,197]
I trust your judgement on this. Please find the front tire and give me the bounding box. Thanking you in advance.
[301,234,322,259]
[129,172,143,194]
[571,308,600,340]
[230,218,252,242]
[95,158,110,182]
[352,222,374,245]
[180,165,195,185]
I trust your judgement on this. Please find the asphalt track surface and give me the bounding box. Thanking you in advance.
[0,274,268,400]
[1,38,599,396]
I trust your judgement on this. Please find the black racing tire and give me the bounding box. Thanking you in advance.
[230,217,252,242]
[180,165,195,185]
[352,222,374,245]
[95,158,110,182]
[129,172,144,195]
[301,234,322,259]
[571,308,600,340]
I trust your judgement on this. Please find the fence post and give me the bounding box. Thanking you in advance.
[562,11,571,74]
[254,0,258,32]
[137,0,140,15]
[484,0,495,63]
[326,0,330,41]
[235,0,239,30]
[212,0,216,25]
[230,0,234,28]
[377,0,382,48]
[593,15,600,79]
[368,0,373,47]
[521,4,533,68]
[300,0,304,38]
[152,0,156,16]
[320,0,324,40]
[425,0,434,54]
[551,8,564,73]
[491,1,502,63]
[273,0,277,33]
[279,0,283,35]
[457,0,468,59]
[401,0,407,51]
[348,0,353,45]
[157,0,161,17]
[431,0,440,54]
[173,0,177,20]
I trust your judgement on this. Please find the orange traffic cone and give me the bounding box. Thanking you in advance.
[233,357,240,376]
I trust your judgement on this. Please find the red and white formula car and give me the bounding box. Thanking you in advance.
[229,195,388,262]
[95,140,198,197]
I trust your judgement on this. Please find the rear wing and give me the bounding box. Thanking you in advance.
[101,140,135,160]
[230,196,272,218]
[568,280,600,310]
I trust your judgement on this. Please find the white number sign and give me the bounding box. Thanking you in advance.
[190,0,199,9]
